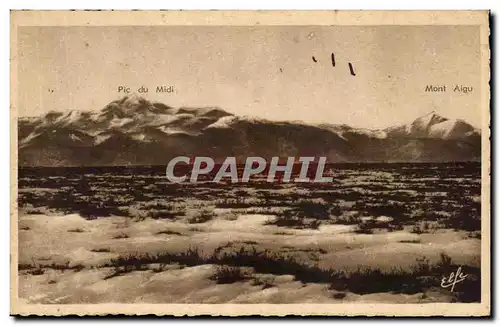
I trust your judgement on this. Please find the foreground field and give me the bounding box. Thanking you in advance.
[17,163,482,303]
[18,211,480,304]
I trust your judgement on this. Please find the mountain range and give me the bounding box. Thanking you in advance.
[18,95,481,166]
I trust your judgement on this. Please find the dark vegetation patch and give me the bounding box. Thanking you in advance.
[242,240,259,245]
[273,231,292,235]
[67,228,85,233]
[19,261,85,273]
[102,246,480,302]
[266,211,321,229]
[468,231,481,239]
[147,210,179,220]
[215,198,257,209]
[91,248,111,253]
[442,205,481,232]
[354,221,375,234]
[18,163,481,232]
[209,266,248,284]
[188,210,215,224]
[152,263,168,273]
[291,201,332,220]
[113,233,129,239]
[265,201,338,229]
[251,278,276,289]
[332,292,347,300]
[27,268,45,276]
[411,221,431,234]
[354,202,409,219]
[156,230,183,236]
[22,207,47,215]
[398,239,421,244]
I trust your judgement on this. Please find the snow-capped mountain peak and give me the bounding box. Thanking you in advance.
[18,96,481,166]
[386,111,477,140]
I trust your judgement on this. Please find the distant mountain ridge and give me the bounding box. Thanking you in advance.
[384,111,480,140]
[18,95,481,166]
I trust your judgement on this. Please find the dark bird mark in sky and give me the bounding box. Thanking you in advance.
[348,62,356,76]
[312,53,356,76]
[279,68,283,73]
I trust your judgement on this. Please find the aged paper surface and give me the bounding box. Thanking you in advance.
[10,10,490,316]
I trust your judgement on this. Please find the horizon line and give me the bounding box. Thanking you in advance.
[17,95,481,131]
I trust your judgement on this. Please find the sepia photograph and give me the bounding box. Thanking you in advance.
[10,10,490,316]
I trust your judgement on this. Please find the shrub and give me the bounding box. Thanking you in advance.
[443,207,481,232]
[113,233,129,239]
[294,201,331,220]
[332,292,347,300]
[266,211,321,229]
[209,266,247,284]
[91,248,111,253]
[67,228,85,233]
[358,203,408,219]
[410,222,430,234]
[28,268,44,276]
[149,210,178,220]
[354,220,376,234]
[188,210,215,224]
[156,230,183,236]
[437,252,453,271]
[152,263,168,273]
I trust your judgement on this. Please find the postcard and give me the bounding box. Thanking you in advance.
[10,10,490,316]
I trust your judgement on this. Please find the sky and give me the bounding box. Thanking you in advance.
[17,25,481,129]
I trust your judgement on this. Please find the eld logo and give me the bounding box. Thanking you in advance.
[166,156,334,183]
